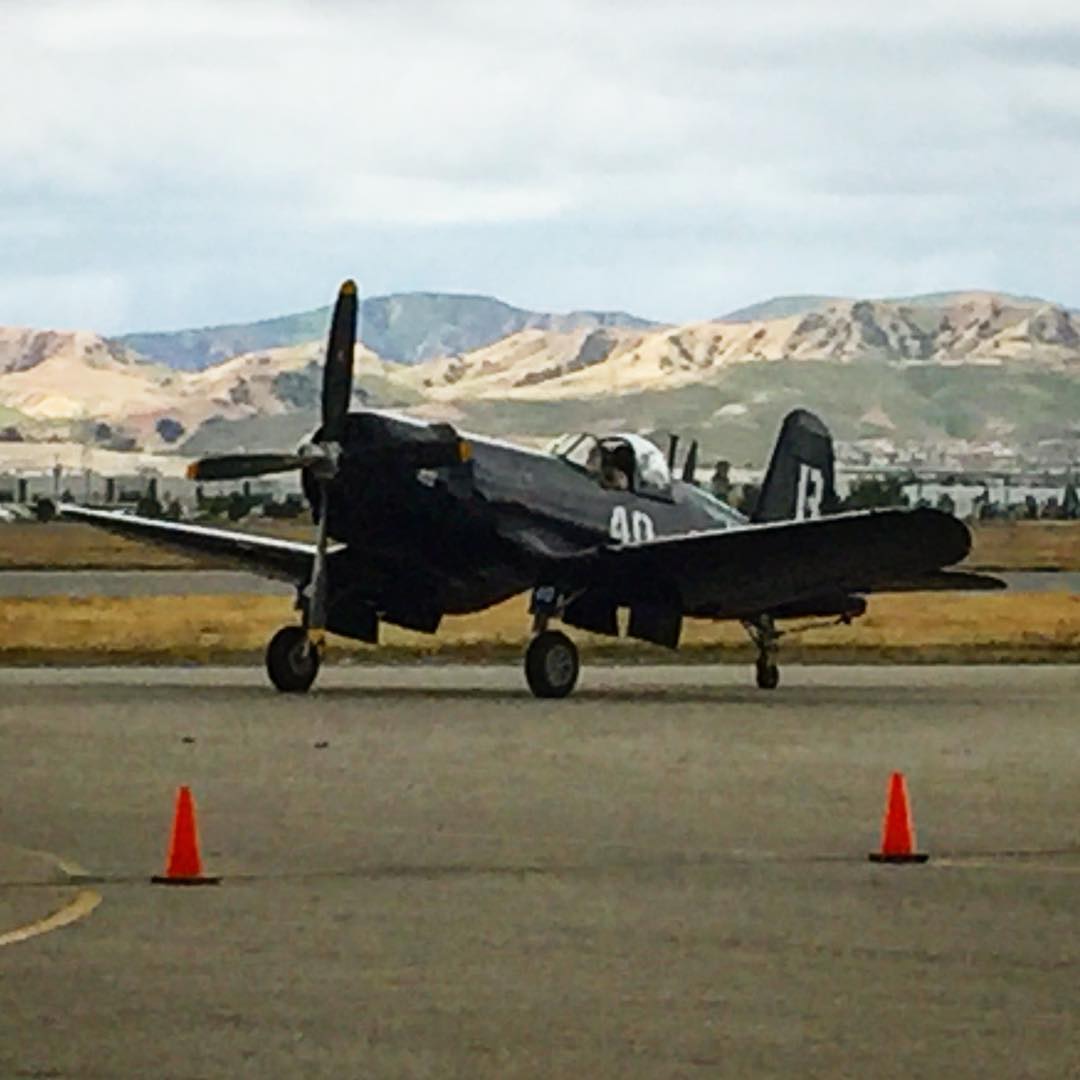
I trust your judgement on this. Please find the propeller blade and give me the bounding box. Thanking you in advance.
[682,440,698,483]
[322,279,358,444]
[186,452,304,481]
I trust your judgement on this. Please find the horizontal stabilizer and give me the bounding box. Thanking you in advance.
[860,569,1007,593]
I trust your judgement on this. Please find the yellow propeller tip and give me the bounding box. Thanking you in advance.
[340,280,357,296]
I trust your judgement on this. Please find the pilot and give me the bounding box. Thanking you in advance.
[600,446,631,491]
[602,459,629,490]
[588,440,630,491]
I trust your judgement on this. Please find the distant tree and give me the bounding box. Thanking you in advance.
[1024,494,1039,520]
[165,498,183,521]
[263,494,305,519]
[272,364,320,409]
[842,476,910,510]
[1061,482,1079,520]
[935,492,956,515]
[227,492,252,521]
[34,497,56,522]
[136,492,163,518]
[1041,497,1061,520]
[155,417,186,444]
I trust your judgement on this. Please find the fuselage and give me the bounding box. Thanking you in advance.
[309,411,745,619]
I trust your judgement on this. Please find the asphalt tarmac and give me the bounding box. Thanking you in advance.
[0,569,1076,595]
[1,664,1077,1078]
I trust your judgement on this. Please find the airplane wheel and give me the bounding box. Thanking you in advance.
[266,626,320,693]
[525,630,580,699]
[755,657,780,690]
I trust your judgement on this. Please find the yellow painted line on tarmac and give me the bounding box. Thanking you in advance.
[0,888,102,948]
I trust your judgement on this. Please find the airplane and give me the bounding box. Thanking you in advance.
[61,280,1005,698]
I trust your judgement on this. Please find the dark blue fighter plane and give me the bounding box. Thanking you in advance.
[63,281,1003,697]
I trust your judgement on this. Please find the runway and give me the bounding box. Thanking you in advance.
[0,569,1076,595]
[1,665,1077,1078]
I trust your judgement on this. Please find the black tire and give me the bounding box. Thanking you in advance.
[755,656,780,690]
[266,626,320,693]
[525,630,580,699]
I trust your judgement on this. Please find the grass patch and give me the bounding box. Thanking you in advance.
[966,520,1080,571]
[0,523,201,570]
[0,591,1075,664]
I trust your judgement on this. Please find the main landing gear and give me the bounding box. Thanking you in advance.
[745,615,781,690]
[525,629,580,698]
[266,625,320,693]
[525,587,580,698]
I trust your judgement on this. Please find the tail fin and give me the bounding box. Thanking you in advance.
[752,409,839,523]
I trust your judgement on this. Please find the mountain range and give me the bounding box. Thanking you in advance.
[2,290,1078,467]
[114,293,656,371]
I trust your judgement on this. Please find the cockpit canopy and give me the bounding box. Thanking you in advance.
[547,432,673,499]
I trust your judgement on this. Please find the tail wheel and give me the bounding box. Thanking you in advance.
[525,630,580,699]
[755,655,780,690]
[266,626,320,693]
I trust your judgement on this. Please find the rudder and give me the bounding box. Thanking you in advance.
[752,409,839,523]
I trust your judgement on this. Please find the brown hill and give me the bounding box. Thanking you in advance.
[1,291,1077,461]
[0,328,174,428]
[402,294,1079,403]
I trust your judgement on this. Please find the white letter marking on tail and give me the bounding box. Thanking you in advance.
[795,463,824,520]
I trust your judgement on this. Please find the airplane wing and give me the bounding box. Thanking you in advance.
[565,507,1002,618]
[59,505,327,583]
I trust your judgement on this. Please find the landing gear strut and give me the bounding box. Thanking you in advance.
[266,625,320,693]
[745,615,780,690]
[525,588,580,698]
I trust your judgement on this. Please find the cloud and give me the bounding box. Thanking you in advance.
[3,0,1080,330]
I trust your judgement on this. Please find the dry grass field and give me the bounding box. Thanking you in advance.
[0,590,1075,663]
[0,518,1076,571]
[965,519,1080,569]
[0,522,200,569]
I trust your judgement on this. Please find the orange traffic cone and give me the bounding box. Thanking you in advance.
[868,771,928,864]
[151,785,221,885]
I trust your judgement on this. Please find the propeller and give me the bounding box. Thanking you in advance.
[185,280,469,650]
[186,280,358,647]
[305,282,358,645]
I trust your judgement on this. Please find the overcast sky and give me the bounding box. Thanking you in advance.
[4,0,1080,333]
